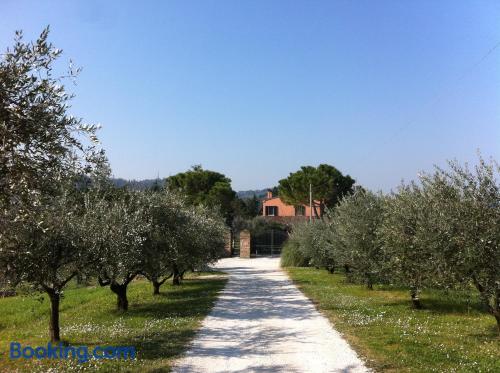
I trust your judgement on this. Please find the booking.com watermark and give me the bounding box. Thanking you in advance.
[9,342,136,363]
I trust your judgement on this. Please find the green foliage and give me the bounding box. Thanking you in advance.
[378,183,436,308]
[414,157,498,323]
[165,165,236,224]
[287,220,335,270]
[247,216,286,236]
[1,186,90,293]
[83,186,227,302]
[0,27,109,342]
[0,26,230,340]
[286,156,499,330]
[232,194,260,220]
[0,27,105,216]
[280,240,310,267]
[177,202,227,272]
[331,189,385,288]
[139,191,184,289]
[83,189,149,297]
[377,156,500,319]
[278,164,355,217]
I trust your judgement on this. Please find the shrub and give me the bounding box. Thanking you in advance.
[280,240,310,267]
[378,183,436,308]
[331,189,385,289]
[419,157,500,332]
[287,220,336,271]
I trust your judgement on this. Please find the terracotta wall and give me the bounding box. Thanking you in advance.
[262,196,317,217]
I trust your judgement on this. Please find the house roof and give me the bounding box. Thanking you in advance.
[262,196,281,202]
[262,196,321,206]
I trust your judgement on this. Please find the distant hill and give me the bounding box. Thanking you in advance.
[112,179,269,198]
[111,178,164,190]
[236,189,269,199]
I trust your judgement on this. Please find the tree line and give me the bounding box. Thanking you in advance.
[282,157,500,333]
[0,28,227,343]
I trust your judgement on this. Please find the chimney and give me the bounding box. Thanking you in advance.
[266,190,273,199]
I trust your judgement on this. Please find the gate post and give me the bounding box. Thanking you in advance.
[224,229,232,257]
[271,229,274,256]
[239,229,251,258]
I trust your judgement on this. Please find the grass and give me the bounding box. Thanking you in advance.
[286,268,499,373]
[0,273,227,372]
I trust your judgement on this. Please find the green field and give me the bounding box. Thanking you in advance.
[0,274,227,372]
[286,268,499,373]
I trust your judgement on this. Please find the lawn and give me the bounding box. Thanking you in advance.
[0,273,227,372]
[286,268,499,373]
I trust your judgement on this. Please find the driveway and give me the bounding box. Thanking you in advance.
[173,257,369,373]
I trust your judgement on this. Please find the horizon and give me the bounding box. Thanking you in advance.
[2,0,499,192]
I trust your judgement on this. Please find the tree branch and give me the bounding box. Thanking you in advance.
[98,276,110,287]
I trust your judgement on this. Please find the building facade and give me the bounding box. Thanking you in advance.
[261,190,316,219]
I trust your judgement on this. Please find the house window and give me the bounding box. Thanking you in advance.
[265,206,278,216]
[295,205,305,216]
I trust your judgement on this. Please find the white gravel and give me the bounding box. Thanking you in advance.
[172,257,370,373]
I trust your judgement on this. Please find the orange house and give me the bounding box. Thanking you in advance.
[262,190,317,219]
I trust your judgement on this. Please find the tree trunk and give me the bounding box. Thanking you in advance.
[313,204,320,219]
[172,263,181,286]
[410,288,422,309]
[47,289,61,342]
[366,280,373,290]
[152,280,161,295]
[493,289,500,335]
[366,273,373,290]
[494,313,500,335]
[472,276,500,334]
[344,264,351,274]
[327,266,334,274]
[110,282,129,311]
[150,274,171,295]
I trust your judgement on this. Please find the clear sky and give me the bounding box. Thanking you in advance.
[2,1,499,192]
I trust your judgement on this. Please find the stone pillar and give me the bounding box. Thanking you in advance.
[239,229,251,258]
[224,230,232,257]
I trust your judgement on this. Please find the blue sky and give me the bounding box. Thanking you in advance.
[2,1,499,191]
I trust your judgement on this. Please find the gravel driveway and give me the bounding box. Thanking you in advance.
[173,257,369,373]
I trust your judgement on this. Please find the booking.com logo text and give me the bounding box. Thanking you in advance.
[9,342,136,363]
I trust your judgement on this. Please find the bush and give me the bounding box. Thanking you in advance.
[331,189,385,289]
[287,155,500,333]
[284,220,336,271]
[378,183,436,308]
[280,240,310,267]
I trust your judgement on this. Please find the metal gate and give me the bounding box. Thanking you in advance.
[251,228,288,257]
[232,232,240,257]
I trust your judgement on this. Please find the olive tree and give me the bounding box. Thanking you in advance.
[170,203,226,285]
[0,27,104,342]
[379,156,499,318]
[132,189,226,292]
[83,190,149,311]
[331,190,385,289]
[0,186,93,342]
[378,183,436,308]
[140,190,188,294]
[418,158,500,331]
[0,27,103,219]
[289,220,336,271]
